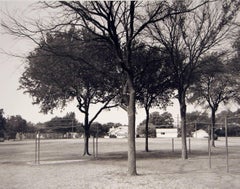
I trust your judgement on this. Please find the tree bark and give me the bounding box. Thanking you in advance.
[211,109,216,147]
[127,77,137,176]
[179,91,188,160]
[83,112,91,156]
[145,107,149,152]
[83,128,91,156]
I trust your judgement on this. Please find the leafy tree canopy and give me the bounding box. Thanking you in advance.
[135,46,174,109]
[137,123,156,138]
[5,115,28,139]
[43,112,79,133]
[139,111,174,127]
[188,52,239,110]
[19,28,121,114]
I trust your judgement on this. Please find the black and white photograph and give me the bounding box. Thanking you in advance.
[1,1,240,188]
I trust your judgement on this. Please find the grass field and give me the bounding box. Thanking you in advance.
[0,137,240,189]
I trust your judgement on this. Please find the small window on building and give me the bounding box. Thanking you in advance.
[161,132,165,135]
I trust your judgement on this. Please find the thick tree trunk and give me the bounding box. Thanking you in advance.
[83,128,91,156]
[211,109,216,147]
[179,92,188,160]
[145,107,149,152]
[83,112,91,156]
[127,78,137,176]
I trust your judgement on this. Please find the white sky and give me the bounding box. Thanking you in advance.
[0,1,238,126]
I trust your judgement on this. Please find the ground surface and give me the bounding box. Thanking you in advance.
[0,137,240,189]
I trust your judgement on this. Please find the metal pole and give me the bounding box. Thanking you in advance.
[225,116,229,173]
[35,134,37,164]
[188,138,191,154]
[208,124,211,169]
[35,132,40,165]
[93,135,95,158]
[38,132,40,164]
[96,126,98,158]
[195,122,197,138]
[172,138,174,152]
[72,119,73,133]
[96,135,98,158]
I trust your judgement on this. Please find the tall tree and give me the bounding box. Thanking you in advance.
[149,0,240,159]
[19,29,119,155]
[2,0,212,175]
[188,53,239,146]
[135,45,173,152]
[48,1,166,175]
[5,115,27,139]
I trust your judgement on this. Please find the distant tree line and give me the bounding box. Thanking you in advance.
[0,109,125,140]
[2,107,240,140]
[0,109,36,140]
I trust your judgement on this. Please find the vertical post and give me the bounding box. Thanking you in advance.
[96,135,98,158]
[172,138,174,152]
[96,125,98,158]
[225,116,229,173]
[195,122,197,138]
[35,131,40,165]
[93,135,95,158]
[188,138,191,154]
[208,124,211,169]
[72,119,74,133]
[35,134,37,164]
[38,132,40,164]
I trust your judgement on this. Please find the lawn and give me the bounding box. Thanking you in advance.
[0,137,240,189]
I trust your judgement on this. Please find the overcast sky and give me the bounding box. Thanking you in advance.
[1,1,237,126]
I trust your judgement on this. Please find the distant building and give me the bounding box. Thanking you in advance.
[64,132,79,139]
[192,129,208,138]
[156,128,178,138]
[108,126,128,138]
[15,132,25,140]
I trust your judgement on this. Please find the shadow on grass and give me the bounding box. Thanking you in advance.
[96,148,232,162]
[96,150,182,161]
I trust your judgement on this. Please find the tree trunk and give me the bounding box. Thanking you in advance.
[83,128,91,155]
[83,129,91,156]
[211,109,216,147]
[179,92,188,160]
[127,78,137,176]
[83,112,91,156]
[145,107,149,152]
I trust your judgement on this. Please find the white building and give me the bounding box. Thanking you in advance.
[192,129,209,138]
[156,128,178,138]
[108,126,128,138]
